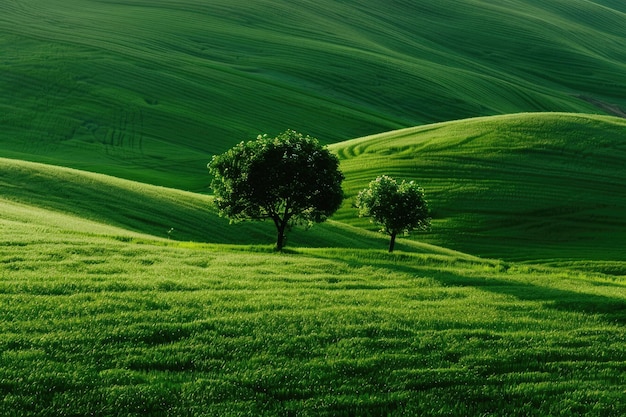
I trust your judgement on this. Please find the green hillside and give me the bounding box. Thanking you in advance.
[2,0,626,189]
[3,112,625,265]
[332,112,626,264]
[0,157,465,256]
[1,187,625,416]
[3,2,626,414]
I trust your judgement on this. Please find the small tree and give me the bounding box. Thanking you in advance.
[208,130,344,251]
[356,175,430,252]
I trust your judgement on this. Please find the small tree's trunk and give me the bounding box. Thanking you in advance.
[388,232,397,253]
[276,228,285,251]
[275,218,288,252]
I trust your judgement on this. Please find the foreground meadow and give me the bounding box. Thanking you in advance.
[1,216,624,416]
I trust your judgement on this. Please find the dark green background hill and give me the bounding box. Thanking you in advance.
[2,0,626,190]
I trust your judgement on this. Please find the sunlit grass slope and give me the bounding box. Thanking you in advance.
[2,0,626,189]
[0,157,459,254]
[1,211,625,415]
[332,113,626,264]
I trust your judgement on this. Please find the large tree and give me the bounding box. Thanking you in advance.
[356,175,430,252]
[208,130,344,251]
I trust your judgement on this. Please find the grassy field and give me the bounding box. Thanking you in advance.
[332,112,626,264]
[2,0,626,189]
[0,157,420,252]
[1,204,625,416]
[4,112,626,263]
[1,111,626,414]
[2,1,626,414]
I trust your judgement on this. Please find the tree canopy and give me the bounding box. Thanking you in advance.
[356,175,430,252]
[208,130,344,251]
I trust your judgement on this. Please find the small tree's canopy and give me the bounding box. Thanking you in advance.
[356,175,430,252]
[208,130,344,250]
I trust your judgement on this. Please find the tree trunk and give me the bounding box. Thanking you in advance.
[388,232,397,253]
[276,220,287,251]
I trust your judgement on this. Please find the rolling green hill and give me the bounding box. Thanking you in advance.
[0,156,464,256]
[3,112,626,266]
[2,2,626,413]
[2,0,626,190]
[1,160,625,415]
[332,112,626,264]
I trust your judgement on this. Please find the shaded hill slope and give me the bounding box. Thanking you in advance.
[331,112,626,262]
[2,0,626,189]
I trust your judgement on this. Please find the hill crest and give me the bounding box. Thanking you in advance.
[2,0,626,189]
[332,112,626,262]
[3,113,626,263]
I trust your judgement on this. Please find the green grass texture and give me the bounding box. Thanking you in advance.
[0,157,457,256]
[0,210,625,416]
[2,0,626,190]
[332,112,626,263]
[2,2,626,414]
[3,112,626,264]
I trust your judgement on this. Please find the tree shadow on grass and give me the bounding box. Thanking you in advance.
[429,265,626,324]
[431,269,626,325]
[310,250,626,326]
[477,279,626,324]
